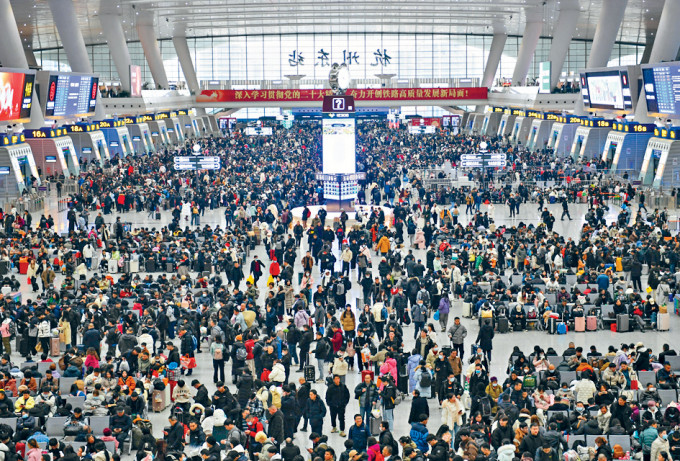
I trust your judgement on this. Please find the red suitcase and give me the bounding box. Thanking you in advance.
[586,315,598,331]
[361,370,375,383]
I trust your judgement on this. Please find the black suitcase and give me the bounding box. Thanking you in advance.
[155,212,161,220]
[304,365,316,382]
[19,338,29,357]
[548,317,557,335]
[0,261,8,275]
[497,316,509,333]
[146,260,155,272]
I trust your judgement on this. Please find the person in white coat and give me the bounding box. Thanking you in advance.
[268,360,286,385]
[441,394,464,433]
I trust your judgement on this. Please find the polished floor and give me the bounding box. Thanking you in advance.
[15,190,675,457]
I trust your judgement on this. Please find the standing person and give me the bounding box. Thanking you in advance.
[210,335,226,384]
[297,325,313,372]
[306,390,326,435]
[639,191,647,212]
[326,375,350,437]
[561,198,572,221]
[354,373,379,424]
[475,320,494,363]
[313,331,331,383]
[437,294,450,332]
[412,300,428,340]
[447,317,467,359]
[348,414,369,453]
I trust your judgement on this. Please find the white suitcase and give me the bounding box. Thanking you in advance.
[462,302,472,318]
[129,260,139,273]
[108,260,118,273]
[658,312,670,331]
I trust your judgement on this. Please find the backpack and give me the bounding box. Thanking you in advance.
[523,375,537,389]
[261,369,271,382]
[336,283,345,296]
[479,396,492,417]
[213,345,224,360]
[419,370,432,388]
[527,307,538,320]
[235,345,247,361]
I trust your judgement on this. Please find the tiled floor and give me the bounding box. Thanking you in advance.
[16,190,671,458]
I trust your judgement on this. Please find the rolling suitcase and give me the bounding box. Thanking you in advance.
[130,260,139,273]
[586,315,598,331]
[304,365,316,382]
[658,313,670,331]
[548,317,557,335]
[166,262,174,273]
[616,314,629,333]
[18,338,29,357]
[462,302,472,318]
[50,337,60,357]
[361,370,375,383]
[152,390,166,412]
[108,260,118,273]
[145,260,155,272]
[123,261,131,273]
[369,412,382,436]
[497,316,509,333]
[574,316,586,332]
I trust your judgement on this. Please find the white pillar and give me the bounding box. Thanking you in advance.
[136,12,169,89]
[574,0,627,115]
[0,0,44,129]
[587,0,627,68]
[48,0,106,119]
[48,0,91,72]
[100,13,133,93]
[635,0,680,122]
[482,31,508,88]
[512,7,543,86]
[172,35,199,94]
[548,0,581,90]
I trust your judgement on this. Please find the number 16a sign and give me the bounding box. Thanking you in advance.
[323,95,355,113]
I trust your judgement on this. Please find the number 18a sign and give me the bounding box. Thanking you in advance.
[323,95,355,113]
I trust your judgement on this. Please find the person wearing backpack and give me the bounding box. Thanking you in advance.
[414,363,434,398]
[313,331,331,383]
[210,335,226,384]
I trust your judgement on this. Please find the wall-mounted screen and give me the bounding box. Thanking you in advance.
[642,62,680,118]
[580,68,634,112]
[129,65,142,97]
[0,70,34,122]
[41,72,99,119]
[45,156,57,163]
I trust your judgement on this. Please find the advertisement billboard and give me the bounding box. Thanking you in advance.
[0,70,34,123]
[129,65,142,97]
[539,62,551,94]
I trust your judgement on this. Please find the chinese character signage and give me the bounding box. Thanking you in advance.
[287,49,392,68]
[196,87,487,103]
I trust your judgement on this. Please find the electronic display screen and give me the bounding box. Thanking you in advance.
[45,156,57,163]
[82,147,92,154]
[642,63,680,118]
[0,71,34,122]
[581,70,633,111]
[323,117,356,175]
[44,73,99,119]
[173,156,221,171]
[244,127,273,136]
[129,65,142,97]
[408,125,436,134]
[0,167,9,175]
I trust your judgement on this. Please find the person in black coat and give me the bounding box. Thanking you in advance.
[475,320,495,363]
[165,415,184,452]
[408,389,430,424]
[192,380,211,408]
[267,406,285,445]
[281,386,299,439]
[326,375,350,434]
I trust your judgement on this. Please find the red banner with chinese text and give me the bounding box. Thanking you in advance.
[196,87,487,103]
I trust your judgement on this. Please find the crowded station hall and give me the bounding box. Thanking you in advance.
[2,1,680,461]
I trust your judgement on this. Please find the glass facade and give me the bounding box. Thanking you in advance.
[33,33,645,86]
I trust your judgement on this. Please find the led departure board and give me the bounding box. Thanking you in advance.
[43,72,99,119]
[173,156,221,171]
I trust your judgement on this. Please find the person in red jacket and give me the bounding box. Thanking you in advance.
[331,327,344,353]
[269,257,281,281]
